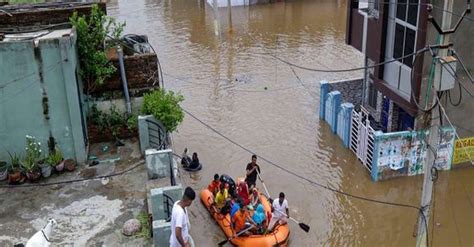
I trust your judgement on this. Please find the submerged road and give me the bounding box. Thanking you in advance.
[108,0,474,246]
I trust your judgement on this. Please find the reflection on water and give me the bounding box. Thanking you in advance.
[108,0,474,246]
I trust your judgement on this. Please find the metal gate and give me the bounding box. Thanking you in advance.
[350,107,375,172]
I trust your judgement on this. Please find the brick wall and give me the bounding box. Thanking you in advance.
[87,53,160,96]
[327,78,363,107]
[0,2,106,29]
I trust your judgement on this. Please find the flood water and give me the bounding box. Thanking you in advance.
[107,0,474,246]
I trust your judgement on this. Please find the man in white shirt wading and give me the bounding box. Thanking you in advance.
[170,187,196,247]
[268,192,289,232]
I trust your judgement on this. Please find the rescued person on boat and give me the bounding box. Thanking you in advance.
[207,174,221,195]
[170,187,196,247]
[252,203,267,234]
[245,154,262,191]
[215,183,229,210]
[268,192,289,232]
[232,202,257,235]
[237,181,250,206]
[250,188,261,209]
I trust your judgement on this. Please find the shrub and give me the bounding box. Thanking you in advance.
[142,89,184,132]
[70,4,125,93]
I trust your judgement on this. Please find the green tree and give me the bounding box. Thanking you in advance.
[70,4,125,94]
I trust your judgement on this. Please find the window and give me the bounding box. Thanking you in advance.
[358,0,369,10]
[392,0,418,68]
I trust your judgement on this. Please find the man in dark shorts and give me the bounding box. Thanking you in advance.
[245,155,261,190]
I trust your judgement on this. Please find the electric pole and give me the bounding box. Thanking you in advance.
[227,0,233,33]
[213,0,220,36]
[416,0,454,246]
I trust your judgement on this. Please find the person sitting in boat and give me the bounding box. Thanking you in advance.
[268,192,289,232]
[232,202,256,235]
[230,197,242,218]
[245,155,262,191]
[207,174,221,195]
[250,188,261,209]
[187,152,201,170]
[220,174,237,198]
[215,183,229,210]
[181,148,191,167]
[252,204,267,234]
[237,181,250,206]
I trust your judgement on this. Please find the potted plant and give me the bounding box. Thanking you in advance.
[0,160,8,181]
[23,135,42,182]
[52,149,65,172]
[41,155,53,178]
[23,155,41,182]
[7,152,25,184]
[64,159,76,172]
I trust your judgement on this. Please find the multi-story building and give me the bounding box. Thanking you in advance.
[345,0,473,135]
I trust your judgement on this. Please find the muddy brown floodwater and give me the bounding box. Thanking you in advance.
[107,0,474,246]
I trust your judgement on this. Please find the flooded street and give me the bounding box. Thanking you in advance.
[107,0,474,246]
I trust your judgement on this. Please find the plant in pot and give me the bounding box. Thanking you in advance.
[23,155,41,182]
[7,152,25,184]
[0,160,8,181]
[49,149,65,172]
[23,135,42,182]
[41,154,54,178]
[64,159,76,172]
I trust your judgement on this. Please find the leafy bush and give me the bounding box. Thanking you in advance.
[70,4,125,93]
[127,113,139,131]
[142,89,184,132]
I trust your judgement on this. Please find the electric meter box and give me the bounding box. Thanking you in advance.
[434,55,457,91]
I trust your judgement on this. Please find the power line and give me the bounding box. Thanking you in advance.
[0,160,145,188]
[181,108,421,210]
[262,47,429,73]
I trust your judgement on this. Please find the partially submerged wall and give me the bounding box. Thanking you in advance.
[327,78,363,107]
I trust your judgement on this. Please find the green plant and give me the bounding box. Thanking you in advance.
[127,113,138,131]
[70,4,125,93]
[22,154,37,172]
[46,149,63,167]
[142,89,184,132]
[136,212,151,239]
[8,152,21,172]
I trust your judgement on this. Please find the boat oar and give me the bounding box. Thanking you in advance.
[256,170,310,233]
[217,225,254,246]
[256,169,271,198]
[273,207,311,233]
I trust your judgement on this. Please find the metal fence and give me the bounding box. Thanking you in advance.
[350,107,375,172]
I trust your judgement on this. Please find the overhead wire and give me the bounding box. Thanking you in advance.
[181,108,421,210]
[0,160,145,188]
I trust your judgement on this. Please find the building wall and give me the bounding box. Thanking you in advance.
[327,78,364,107]
[424,0,474,140]
[0,2,106,29]
[0,30,87,163]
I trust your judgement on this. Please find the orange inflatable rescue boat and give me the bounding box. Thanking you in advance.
[200,183,290,246]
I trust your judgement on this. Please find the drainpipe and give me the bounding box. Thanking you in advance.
[116,45,132,115]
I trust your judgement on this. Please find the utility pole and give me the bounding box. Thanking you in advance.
[227,0,233,33]
[213,0,220,36]
[416,0,453,246]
